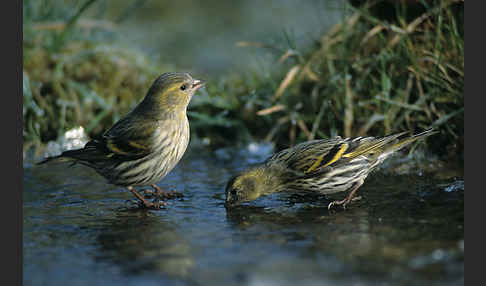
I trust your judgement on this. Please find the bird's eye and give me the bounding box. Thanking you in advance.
[180,84,187,91]
[230,189,237,196]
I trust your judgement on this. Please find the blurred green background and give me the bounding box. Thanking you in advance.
[101,0,343,76]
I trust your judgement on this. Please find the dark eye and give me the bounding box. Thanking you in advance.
[180,84,187,91]
[230,189,237,196]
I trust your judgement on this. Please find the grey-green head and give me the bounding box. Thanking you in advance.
[141,72,204,114]
[225,167,281,207]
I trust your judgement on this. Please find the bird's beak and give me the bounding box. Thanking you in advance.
[192,79,205,90]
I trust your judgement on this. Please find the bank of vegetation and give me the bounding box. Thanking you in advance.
[23,0,464,162]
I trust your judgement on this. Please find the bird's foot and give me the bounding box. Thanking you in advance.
[151,184,184,200]
[327,181,363,211]
[128,186,166,210]
[327,199,348,210]
[139,198,167,210]
[160,190,184,199]
[327,196,361,210]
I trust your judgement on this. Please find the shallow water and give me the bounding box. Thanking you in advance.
[23,144,464,286]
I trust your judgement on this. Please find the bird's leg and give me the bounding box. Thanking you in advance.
[128,186,165,209]
[328,179,364,210]
[151,184,184,200]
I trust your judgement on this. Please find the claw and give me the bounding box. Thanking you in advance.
[163,190,184,199]
[327,180,364,211]
[327,202,335,210]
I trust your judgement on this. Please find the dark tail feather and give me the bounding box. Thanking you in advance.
[37,140,109,167]
[382,128,438,154]
[37,153,76,165]
[37,147,96,166]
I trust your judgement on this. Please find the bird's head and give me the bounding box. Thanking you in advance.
[225,168,269,207]
[144,72,204,114]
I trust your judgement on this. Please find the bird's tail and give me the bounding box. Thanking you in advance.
[37,148,87,166]
[381,129,438,156]
[37,139,111,168]
[37,146,98,166]
[37,154,72,165]
[342,129,437,161]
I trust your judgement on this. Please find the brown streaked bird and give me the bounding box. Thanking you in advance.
[39,72,204,209]
[225,130,437,210]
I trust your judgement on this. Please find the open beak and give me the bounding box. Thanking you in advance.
[192,79,205,90]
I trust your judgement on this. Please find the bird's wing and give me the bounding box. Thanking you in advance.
[100,114,156,159]
[265,137,345,175]
[268,133,410,176]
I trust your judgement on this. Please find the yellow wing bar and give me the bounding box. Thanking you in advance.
[306,143,349,173]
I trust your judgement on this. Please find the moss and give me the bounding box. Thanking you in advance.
[23,39,168,141]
